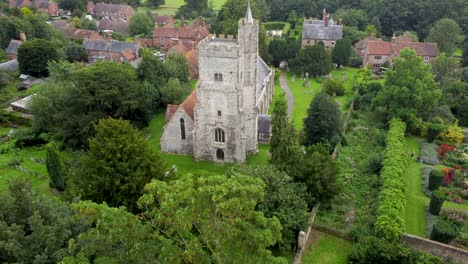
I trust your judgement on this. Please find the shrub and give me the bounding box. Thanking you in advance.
[456,224,468,247]
[426,123,445,142]
[428,170,445,191]
[439,122,464,144]
[429,190,446,215]
[374,118,408,242]
[46,142,66,191]
[430,219,459,243]
[323,79,345,96]
[440,208,466,226]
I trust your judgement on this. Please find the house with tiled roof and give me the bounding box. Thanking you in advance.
[302,9,343,48]
[354,33,439,71]
[98,19,129,35]
[160,4,275,163]
[51,21,103,41]
[153,16,209,51]
[9,0,59,16]
[89,2,134,21]
[83,37,139,63]
[5,39,23,60]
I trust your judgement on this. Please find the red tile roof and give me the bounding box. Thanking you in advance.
[367,41,393,55]
[153,21,209,40]
[165,90,197,123]
[393,42,438,57]
[120,48,134,61]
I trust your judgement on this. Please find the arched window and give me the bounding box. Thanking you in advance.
[215,128,225,143]
[180,118,186,140]
[216,149,224,160]
[214,73,223,81]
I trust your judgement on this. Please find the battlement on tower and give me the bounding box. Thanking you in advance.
[198,34,240,58]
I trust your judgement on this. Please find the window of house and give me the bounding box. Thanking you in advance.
[180,118,186,140]
[307,40,310,44]
[217,111,221,116]
[331,41,335,45]
[424,56,429,62]
[375,55,381,59]
[215,128,225,143]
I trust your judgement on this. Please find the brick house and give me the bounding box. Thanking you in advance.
[89,2,135,21]
[83,37,139,63]
[153,16,209,51]
[9,0,59,16]
[98,19,129,35]
[52,21,103,41]
[302,9,343,48]
[354,34,439,71]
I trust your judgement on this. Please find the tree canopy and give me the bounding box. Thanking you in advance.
[332,38,352,68]
[17,39,60,77]
[291,43,333,77]
[426,18,464,55]
[68,118,166,212]
[129,12,154,36]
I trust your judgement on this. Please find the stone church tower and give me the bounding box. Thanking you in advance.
[160,1,274,163]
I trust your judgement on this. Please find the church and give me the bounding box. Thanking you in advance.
[160,3,275,163]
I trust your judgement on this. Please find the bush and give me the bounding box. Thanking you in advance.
[426,123,445,142]
[10,127,47,147]
[429,190,446,215]
[323,79,345,96]
[439,123,464,144]
[440,208,466,227]
[430,219,459,243]
[374,118,408,242]
[428,170,445,191]
[456,224,468,247]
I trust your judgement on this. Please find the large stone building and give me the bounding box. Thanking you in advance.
[160,4,274,163]
[302,9,343,48]
[354,33,438,71]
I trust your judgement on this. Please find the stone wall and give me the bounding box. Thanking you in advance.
[401,233,468,264]
[160,109,194,155]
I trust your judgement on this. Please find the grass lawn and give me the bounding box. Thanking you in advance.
[150,0,227,15]
[405,137,468,237]
[286,67,359,130]
[302,231,353,264]
[145,113,270,176]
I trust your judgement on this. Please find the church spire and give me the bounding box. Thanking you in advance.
[245,0,253,23]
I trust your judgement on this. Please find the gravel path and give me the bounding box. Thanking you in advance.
[279,70,294,117]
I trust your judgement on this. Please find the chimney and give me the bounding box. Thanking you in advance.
[391,32,396,43]
[181,17,185,28]
[338,18,342,25]
[323,9,329,27]
[19,32,26,42]
[370,32,375,40]
[107,32,112,43]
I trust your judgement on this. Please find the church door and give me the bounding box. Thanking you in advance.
[216,149,224,160]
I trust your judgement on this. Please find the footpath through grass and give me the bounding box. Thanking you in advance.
[405,137,468,237]
[302,231,353,264]
[145,113,270,176]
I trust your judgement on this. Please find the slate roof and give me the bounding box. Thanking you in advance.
[302,19,342,40]
[257,114,272,134]
[98,19,129,34]
[83,39,138,53]
[257,57,271,92]
[5,40,23,55]
[165,90,197,123]
[0,60,19,71]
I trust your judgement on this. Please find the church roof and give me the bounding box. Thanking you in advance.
[165,90,197,123]
[257,114,271,134]
[257,57,271,92]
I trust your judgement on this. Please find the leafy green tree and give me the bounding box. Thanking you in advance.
[30,61,152,148]
[270,93,300,173]
[213,0,260,34]
[426,18,463,55]
[0,16,33,49]
[432,53,461,88]
[291,42,333,77]
[229,165,308,252]
[160,78,190,105]
[462,41,468,67]
[69,118,166,212]
[27,14,54,40]
[165,53,189,83]
[443,81,468,126]
[146,0,165,8]
[47,60,82,81]
[63,201,179,263]
[0,70,11,89]
[334,8,369,30]
[57,0,86,13]
[268,37,301,67]
[295,145,339,207]
[332,38,352,68]
[46,141,66,191]
[323,79,345,96]
[343,26,369,44]
[0,177,80,263]
[287,10,298,29]
[138,173,286,263]
[303,91,342,147]
[17,39,60,77]
[177,0,213,19]
[372,48,441,120]
[129,12,154,36]
[65,41,87,62]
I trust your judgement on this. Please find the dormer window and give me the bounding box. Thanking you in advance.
[214,73,223,81]
[424,56,429,62]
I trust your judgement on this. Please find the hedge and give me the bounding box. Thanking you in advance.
[429,190,446,216]
[430,219,459,243]
[374,118,408,243]
[428,170,444,191]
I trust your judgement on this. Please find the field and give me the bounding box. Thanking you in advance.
[302,230,353,264]
[148,0,228,16]
[286,67,359,131]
